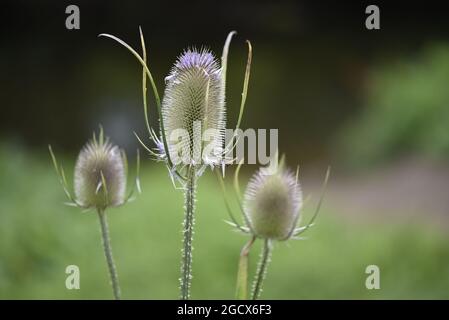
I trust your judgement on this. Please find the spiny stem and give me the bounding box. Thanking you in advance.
[251,239,272,300]
[235,236,256,300]
[180,167,197,300]
[97,208,121,300]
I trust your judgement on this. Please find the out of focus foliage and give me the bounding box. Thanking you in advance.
[337,44,449,167]
[1,144,449,299]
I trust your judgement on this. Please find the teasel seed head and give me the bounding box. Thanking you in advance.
[74,132,127,210]
[243,163,302,241]
[162,48,226,168]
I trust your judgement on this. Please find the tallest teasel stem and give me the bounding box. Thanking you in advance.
[180,167,197,300]
[97,208,121,300]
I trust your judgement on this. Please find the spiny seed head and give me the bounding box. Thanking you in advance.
[243,164,302,240]
[74,134,126,209]
[162,48,226,167]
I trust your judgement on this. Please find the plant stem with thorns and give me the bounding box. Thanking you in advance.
[97,208,121,300]
[180,167,197,299]
[251,239,272,300]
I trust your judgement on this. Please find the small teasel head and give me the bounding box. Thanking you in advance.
[162,48,225,169]
[74,130,126,210]
[49,126,140,211]
[243,160,302,240]
[218,154,330,241]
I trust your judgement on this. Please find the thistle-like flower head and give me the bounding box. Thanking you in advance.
[162,48,226,169]
[98,30,251,185]
[74,134,126,209]
[243,163,302,240]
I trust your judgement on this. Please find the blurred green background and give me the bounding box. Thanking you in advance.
[1,1,449,299]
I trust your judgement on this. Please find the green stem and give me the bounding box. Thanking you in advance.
[97,209,121,300]
[235,236,256,300]
[180,167,197,300]
[251,239,272,300]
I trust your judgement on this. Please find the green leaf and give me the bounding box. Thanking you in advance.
[235,236,255,300]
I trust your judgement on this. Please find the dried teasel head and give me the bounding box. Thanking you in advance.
[243,161,302,240]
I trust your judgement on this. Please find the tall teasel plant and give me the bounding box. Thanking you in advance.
[219,155,330,299]
[49,127,141,300]
[99,29,252,299]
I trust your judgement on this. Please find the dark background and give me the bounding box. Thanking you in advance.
[2,0,448,163]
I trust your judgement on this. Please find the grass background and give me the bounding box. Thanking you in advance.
[1,145,448,299]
